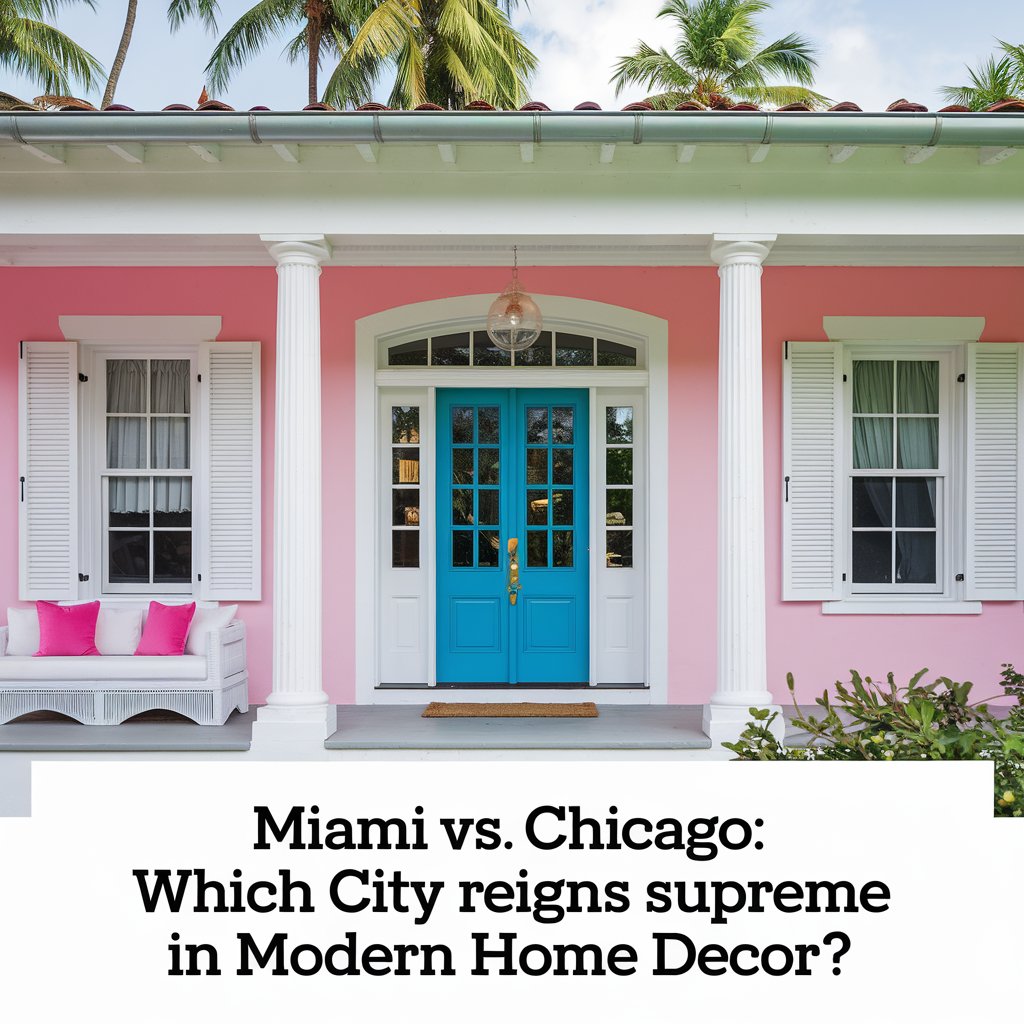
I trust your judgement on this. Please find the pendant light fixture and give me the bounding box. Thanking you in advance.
[486,246,543,353]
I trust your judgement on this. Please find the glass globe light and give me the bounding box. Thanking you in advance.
[486,249,542,352]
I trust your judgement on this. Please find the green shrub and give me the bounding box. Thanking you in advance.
[725,665,1024,818]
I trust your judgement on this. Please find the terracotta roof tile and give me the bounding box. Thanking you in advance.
[572,101,600,110]
[197,100,233,111]
[621,101,653,111]
[986,99,1024,112]
[886,99,928,112]
[828,101,862,111]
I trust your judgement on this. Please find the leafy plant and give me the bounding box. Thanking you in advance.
[943,39,1024,110]
[725,666,1024,818]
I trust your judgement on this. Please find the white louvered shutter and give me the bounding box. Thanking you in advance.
[18,341,79,600]
[783,342,843,600]
[199,342,262,600]
[965,343,1024,600]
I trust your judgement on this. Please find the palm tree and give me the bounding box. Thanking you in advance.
[169,0,381,107]
[943,41,1024,110]
[340,0,536,109]
[101,0,136,108]
[0,0,103,94]
[611,0,826,110]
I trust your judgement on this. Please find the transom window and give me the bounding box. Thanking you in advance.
[849,357,945,593]
[104,357,193,592]
[386,330,638,368]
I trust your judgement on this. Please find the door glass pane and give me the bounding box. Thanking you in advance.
[527,530,548,567]
[478,407,500,444]
[452,449,474,483]
[451,489,473,525]
[392,530,420,567]
[527,407,548,443]
[154,531,191,583]
[108,478,149,527]
[392,406,419,443]
[606,490,632,526]
[107,359,146,413]
[551,490,574,526]
[393,489,421,526]
[393,448,420,484]
[895,478,936,528]
[388,338,427,366]
[452,531,474,567]
[153,477,191,527]
[852,532,891,583]
[852,419,893,469]
[606,407,633,444]
[607,448,632,485]
[555,333,594,366]
[852,478,892,528]
[514,331,552,366]
[527,449,548,484]
[109,531,149,584]
[897,418,938,469]
[478,448,500,485]
[553,531,573,567]
[150,359,191,414]
[452,407,474,443]
[597,339,637,366]
[552,407,574,444]
[606,530,633,568]
[527,490,548,525]
[151,418,190,469]
[478,531,500,567]
[897,361,939,414]
[896,533,936,583]
[552,449,573,484]
[477,490,499,525]
[852,361,894,413]
[432,332,471,365]
[107,418,146,468]
[473,330,511,366]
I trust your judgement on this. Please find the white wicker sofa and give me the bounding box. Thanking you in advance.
[0,602,248,726]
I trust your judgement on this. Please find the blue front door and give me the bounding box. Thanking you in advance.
[436,388,589,684]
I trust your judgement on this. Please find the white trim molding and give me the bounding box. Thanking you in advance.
[59,315,222,343]
[823,316,986,343]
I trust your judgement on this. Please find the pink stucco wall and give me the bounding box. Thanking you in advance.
[1,265,1022,705]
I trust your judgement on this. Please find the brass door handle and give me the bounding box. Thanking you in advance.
[507,537,521,605]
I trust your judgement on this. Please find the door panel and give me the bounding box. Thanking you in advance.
[436,388,589,684]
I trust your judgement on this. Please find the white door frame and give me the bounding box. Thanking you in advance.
[353,294,669,704]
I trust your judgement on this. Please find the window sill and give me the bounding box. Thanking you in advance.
[822,599,982,615]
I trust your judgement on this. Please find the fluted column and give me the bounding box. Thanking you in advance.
[703,234,783,746]
[254,233,335,745]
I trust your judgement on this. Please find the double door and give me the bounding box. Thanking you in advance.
[436,388,589,684]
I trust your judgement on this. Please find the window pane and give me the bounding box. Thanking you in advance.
[551,490,574,526]
[897,418,938,469]
[392,406,419,444]
[607,448,633,485]
[151,418,190,469]
[897,361,939,414]
[478,407,500,444]
[107,418,146,469]
[607,530,633,568]
[552,449,573,484]
[150,359,191,414]
[473,330,511,366]
[478,531,500,567]
[527,490,548,525]
[553,531,573,567]
[107,359,146,414]
[514,330,552,366]
[597,338,637,366]
[393,489,421,526]
[451,407,474,443]
[452,449,474,484]
[109,478,149,527]
[555,333,594,366]
[527,531,548,567]
[606,489,632,526]
[896,532,936,584]
[527,407,549,444]
[431,332,471,366]
[852,418,893,469]
[451,489,473,525]
[606,407,633,444]
[478,448,500,485]
[153,477,191,527]
[452,531,474,567]
[527,449,548,484]
[477,490,499,525]
[852,478,892,528]
[388,339,427,366]
[109,531,149,584]
[393,448,420,484]
[896,478,936,528]
[551,407,574,444]
[852,361,893,414]
[392,531,419,568]
[852,532,892,584]
[154,531,192,584]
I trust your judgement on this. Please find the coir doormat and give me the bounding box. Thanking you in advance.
[421,702,599,718]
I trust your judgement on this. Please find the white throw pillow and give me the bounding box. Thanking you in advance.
[6,606,40,656]
[185,604,238,656]
[95,607,144,656]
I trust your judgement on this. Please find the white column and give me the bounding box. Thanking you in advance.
[253,233,336,747]
[703,234,784,747]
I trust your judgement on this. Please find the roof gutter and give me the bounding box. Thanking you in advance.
[2,110,1023,149]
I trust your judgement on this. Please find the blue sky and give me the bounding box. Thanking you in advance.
[4,0,1023,110]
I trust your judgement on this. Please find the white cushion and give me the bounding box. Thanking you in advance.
[95,607,144,655]
[0,655,209,683]
[6,607,40,656]
[185,604,237,655]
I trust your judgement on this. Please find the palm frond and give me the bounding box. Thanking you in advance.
[202,0,298,93]
[1,13,104,92]
[167,0,221,33]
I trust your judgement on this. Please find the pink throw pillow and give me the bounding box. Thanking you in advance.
[135,602,196,656]
[35,601,101,657]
